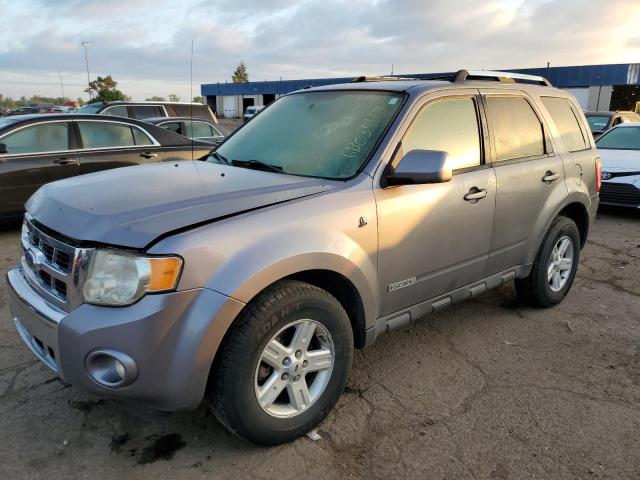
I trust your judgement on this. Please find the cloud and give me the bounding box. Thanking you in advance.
[0,0,638,100]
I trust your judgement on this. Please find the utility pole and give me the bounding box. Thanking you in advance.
[59,72,65,103]
[82,41,92,100]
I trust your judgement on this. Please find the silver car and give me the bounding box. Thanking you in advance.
[7,70,600,445]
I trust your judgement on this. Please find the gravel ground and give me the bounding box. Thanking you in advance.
[0,206,639,480]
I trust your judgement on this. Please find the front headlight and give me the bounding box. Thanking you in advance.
[83,250,183,306]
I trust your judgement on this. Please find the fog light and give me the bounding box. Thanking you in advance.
[85,349,138,388]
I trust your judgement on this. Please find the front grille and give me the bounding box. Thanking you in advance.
[600,182,640,207]
[20,215,92,311]
[28,227,72,272]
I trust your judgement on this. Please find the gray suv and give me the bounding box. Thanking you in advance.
[7,70,600,445]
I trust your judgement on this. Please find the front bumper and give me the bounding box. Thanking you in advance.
[7,266,245,410]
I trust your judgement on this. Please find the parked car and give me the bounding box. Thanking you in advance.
[7,70,600,445]
[0,114,213,219]
[143,117,225,145]
[585,111,640,139]
[595,123,640,208]
[77,101,217,123]
[243,105,265,122]
[5,106,42,116]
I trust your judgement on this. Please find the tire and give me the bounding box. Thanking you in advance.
[210,280,353,445]
[515,216,581,308]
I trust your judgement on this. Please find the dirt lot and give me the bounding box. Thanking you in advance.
[1,206,639,480]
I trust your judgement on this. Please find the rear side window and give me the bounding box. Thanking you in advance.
[173,104,209,119]
[78,121,138,148]
[486,97,545,161]
[131,105,163,119]
[132,127,153,146]
[103,105,129,117]
[1,123,69,154]
[541,97,588,152]
[400,96,481,171]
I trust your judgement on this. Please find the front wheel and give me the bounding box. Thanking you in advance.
[515,216,581,308]
[210,280,353,445]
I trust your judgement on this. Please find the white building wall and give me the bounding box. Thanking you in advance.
[563,88,589,109]
[587,86,613,111]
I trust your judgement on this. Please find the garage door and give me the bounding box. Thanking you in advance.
[222,96,237,118]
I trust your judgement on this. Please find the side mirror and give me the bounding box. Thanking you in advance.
[0,143,8,154]
[386,149,452,185]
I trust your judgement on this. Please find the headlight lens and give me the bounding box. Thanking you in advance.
[83,250,182,306]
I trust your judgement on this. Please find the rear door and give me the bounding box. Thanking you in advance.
[75,120,164,174]
[540,96,595,199]
[481,91,568,274]
[0,121,79,216]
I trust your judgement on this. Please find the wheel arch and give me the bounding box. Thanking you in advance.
[557,201,590,249]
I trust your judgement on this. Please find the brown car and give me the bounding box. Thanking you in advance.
[0,113,213,220]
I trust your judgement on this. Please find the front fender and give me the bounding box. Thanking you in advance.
[205,229,378,330]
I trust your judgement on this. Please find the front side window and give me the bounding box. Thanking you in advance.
[487,96,545,161]
[215,91,404,179]
[596,127,640,150]
[399,96,481,171]
[78,121,139,148]
[1,123,69,154]
[162,122,183,135]
[541,97,588,152]
[78,103,103,114]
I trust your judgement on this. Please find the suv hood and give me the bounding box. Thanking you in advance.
[26,161,338,248]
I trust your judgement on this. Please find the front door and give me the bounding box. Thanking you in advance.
[0,121,79,216]
[481,92,568,274]
[375,91,496,316]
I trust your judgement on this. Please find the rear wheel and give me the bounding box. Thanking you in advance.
[210,280,353,445]
[515,216,580,307]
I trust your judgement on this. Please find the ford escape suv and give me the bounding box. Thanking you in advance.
[7,70,600,445]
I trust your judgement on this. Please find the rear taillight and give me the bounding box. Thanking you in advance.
[595,158,602,193]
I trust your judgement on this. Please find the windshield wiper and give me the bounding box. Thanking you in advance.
[231,159,285,174]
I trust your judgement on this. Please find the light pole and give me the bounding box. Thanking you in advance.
[81,41,92,100]
[59,72,65,103]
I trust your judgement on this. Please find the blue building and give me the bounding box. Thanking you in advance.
[202,63,640,118]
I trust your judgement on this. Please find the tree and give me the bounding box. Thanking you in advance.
[85,75,127,103]
[168,94,180,102]
[146,96,166,101]
[232,62,249,83]
[192,96,203,104]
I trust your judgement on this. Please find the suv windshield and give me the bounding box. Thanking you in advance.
[596,126,640,150]
[215,90,404,179]
[586,115,610,131]
[78,103,103,114]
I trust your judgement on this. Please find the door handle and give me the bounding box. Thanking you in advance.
[140,152,158,159]
[53,157,78,165]
[542,171,560,183]
[464,188,488,201]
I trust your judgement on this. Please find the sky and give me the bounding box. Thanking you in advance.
[1,0,639,101]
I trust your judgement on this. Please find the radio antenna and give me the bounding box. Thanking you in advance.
[190,39,194,161]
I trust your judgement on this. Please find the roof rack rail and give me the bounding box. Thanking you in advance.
[351,75,415,83]
[452,69,552,86]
